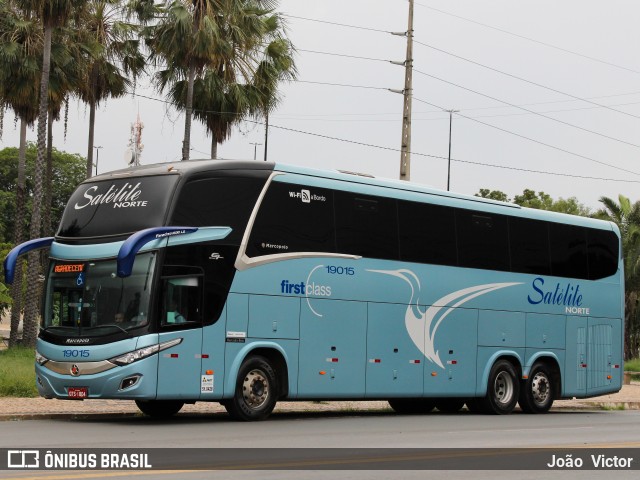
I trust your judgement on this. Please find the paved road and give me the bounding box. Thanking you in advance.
[1,409,639,479]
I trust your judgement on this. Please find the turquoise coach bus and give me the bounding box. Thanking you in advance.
[4,160,624,420]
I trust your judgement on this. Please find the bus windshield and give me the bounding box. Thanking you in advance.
[43,252,156,336]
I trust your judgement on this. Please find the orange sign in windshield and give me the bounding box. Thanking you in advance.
[54,264,84,273]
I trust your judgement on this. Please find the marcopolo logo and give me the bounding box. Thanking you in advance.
[74,182,148,210]
[288,189,326,203]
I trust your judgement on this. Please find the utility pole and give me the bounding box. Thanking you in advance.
[93,146,102,176]
[263,112,269,162]
[444,109,459,191]
[250,142,262,160]
[398,0,414,181]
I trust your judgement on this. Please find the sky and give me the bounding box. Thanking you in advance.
[1,0,640,210]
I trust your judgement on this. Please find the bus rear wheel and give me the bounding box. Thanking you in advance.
[388,399,436,414]
[135,400,184,418]
[225,355,278,421]
[518,363,555,414]
[480,359,520,415]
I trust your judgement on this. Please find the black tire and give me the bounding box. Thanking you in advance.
[435,398,465,413]
[388,399,436,414]
[480,359,520,415]
[518,362,555,414]
[224,355,278,421]
[135,400,184,418]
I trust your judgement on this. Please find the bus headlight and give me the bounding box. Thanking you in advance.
[109,338,183,366]
[35,351,49,365]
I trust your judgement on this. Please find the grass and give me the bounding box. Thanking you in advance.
[0,347,38,397]
[625,358,640,381]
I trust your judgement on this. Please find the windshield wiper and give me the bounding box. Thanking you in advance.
[40,326,77,333]
[84,324,130,335]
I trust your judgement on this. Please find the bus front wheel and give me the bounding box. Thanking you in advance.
[225,355,278,421]
[135,400,184,418]
[481,359,520,415]
[518,362,555,414]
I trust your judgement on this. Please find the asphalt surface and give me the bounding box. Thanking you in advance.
[0,382,638,421]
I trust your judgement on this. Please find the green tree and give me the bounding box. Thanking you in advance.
[79,1,145,178]
[595,195,640,360]
[14,0,88,347]
[168,34,295,158]
[475,189,510,203]
[146,0,283,161]
[0,144,85,346]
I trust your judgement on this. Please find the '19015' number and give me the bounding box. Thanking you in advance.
[63,350,90,358]
[326,266,355,276]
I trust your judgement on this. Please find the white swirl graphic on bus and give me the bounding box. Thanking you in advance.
[368,269,521,368]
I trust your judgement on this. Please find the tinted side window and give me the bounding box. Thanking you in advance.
[398,200,457,265]
[171,177,265,245]
[587,228,619,280]
[335,191,399,260]
[456,210,509,271]
[550,224,588,279]
[509,217,551,275]
[247,182,336,257]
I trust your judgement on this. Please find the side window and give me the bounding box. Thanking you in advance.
[170,177,266,245]
[246,182,336,257]
[398,200,457,266]
[549,224,588,279]
[587,228,619,280]
[509,217,551,275]
[334,191,399,260]
[161,275,202,326]
[456,209,509,271]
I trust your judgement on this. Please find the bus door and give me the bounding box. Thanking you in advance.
[156,271,204,399]
[566,315,587,396]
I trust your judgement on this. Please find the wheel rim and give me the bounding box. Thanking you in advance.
[531,372,550,405]
[493,370,514,405]
[242,369,269,410]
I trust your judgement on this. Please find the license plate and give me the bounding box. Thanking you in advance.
[67,387,88,399]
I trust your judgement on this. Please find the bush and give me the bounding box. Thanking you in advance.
[0,347,38,397]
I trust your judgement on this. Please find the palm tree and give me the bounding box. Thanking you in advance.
[0,4,43,347]
[168,33,295,159]
[146,0,277,161]
[79,1,145,178]
[596,195,640,360]
[14,0,88,347]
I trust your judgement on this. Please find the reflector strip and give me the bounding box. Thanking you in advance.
[195,354,210,359]
[409,360,421,364]
[614,365,620,369]
[163,353,179,358]
[369,359,381,363]
[326,358,339,363]
[447,360,458,365]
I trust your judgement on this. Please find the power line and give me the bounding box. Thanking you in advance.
[295,80,391,91]
[281,14,391,34]
[413,39,640,121]
[126,90,640,182]
[298,48,391,63]
[415,2,640,76]
[413,68,640,149]
[412,96,640,177]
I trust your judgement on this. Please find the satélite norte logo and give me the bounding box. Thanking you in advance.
[288,189,326,203]
[74,182,148,210]
[280,280,332,297]
[527,277,590,315]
